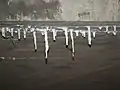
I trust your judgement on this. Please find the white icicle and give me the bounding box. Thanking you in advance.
[83,31,86,38]
[18,28,21,41]
[44,27,49,61]
[99,26,103,30]
[41,31,45,36]
[70,29,75,58]
[52,29,56,42]
[81,31,86,38]
[64,27,69,47]
[113,26,117,35]
[23,29,27,39]
[105,26,109,34]
[11,28,14,37]
[87,26,92,47]
[92,32,96,38]
[1,28,6,37]
[33,30,37,52]
[75,31,79,37]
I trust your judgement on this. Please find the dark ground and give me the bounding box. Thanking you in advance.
[0,31,120,90]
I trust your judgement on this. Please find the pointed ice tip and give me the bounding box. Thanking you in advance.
[35,49,37,52]
[66,45,68,48]
[72,56,75,61]
[24,38,26,40]
[18,39,20,41]
[88,44,92,48]
[72,55,75,61]
[82,36,85,38]
[53,40,56,42]
[45,58,48,64]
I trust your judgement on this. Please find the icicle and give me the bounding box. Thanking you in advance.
[64,27,69,48]
[1,28,6,38]
[75,30,79,37]
[52,28,56,42]
[28,25,31,29]
[81,31,86,38]
[113,26,117,35]
[83,31,86,38]
[11,28,14,38]
[44,27,49,64]
[92,32,96,39]
[41,31,45,36]
[18,28,21,41]
[23,29,27,39]
[105,26,109,34]
[70,29,75,59]
[33,29,37,52]
[87,26,92,47]
[6,27,9,32]
[99,26,102,30]
[31,28,34,33]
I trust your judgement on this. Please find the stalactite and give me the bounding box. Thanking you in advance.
[81,31,86,38]
[11,28,14,38]
[64,27,69,48]
[18,28,21,41]
[52,28,56,42]
[75,30,79,37]
[113,26,117,35]
[1,28,6,38]
[33,29,37,52]
[99,26,103,30]
[105,26,109,34]
[87,26,92,47]
[23,29,27,39]
[44,27,49,64]
[70,29,75,60]
[92,32,96,39]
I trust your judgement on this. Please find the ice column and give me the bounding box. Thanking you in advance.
[11,28,14,38]
[70,29,75,59]
[44,27,49,64]
[18,28,21,41]
[52,28,56,42]
[33,29,37,52]
[23,28,27,39]
[92,32,96,39]
[1,28,6,38]
[64,27,69,48]
[113,26,117,35]
[87,26,92,47]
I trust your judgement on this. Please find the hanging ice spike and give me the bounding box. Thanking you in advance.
[75,30,79,37]
[80,30,86,38]
[105,26,109,34]
[18,28,21,41]
[113,26,117,35]
[23,28,27,39]
[33,28,37,52]
[70,29,75,60]
[92,32,96,39]
[64,27,69,48]
[1,28,6,38]
[52,28,57,42]
[44,27,49,64]
[87,26,92,47]
[11,28,14,38]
